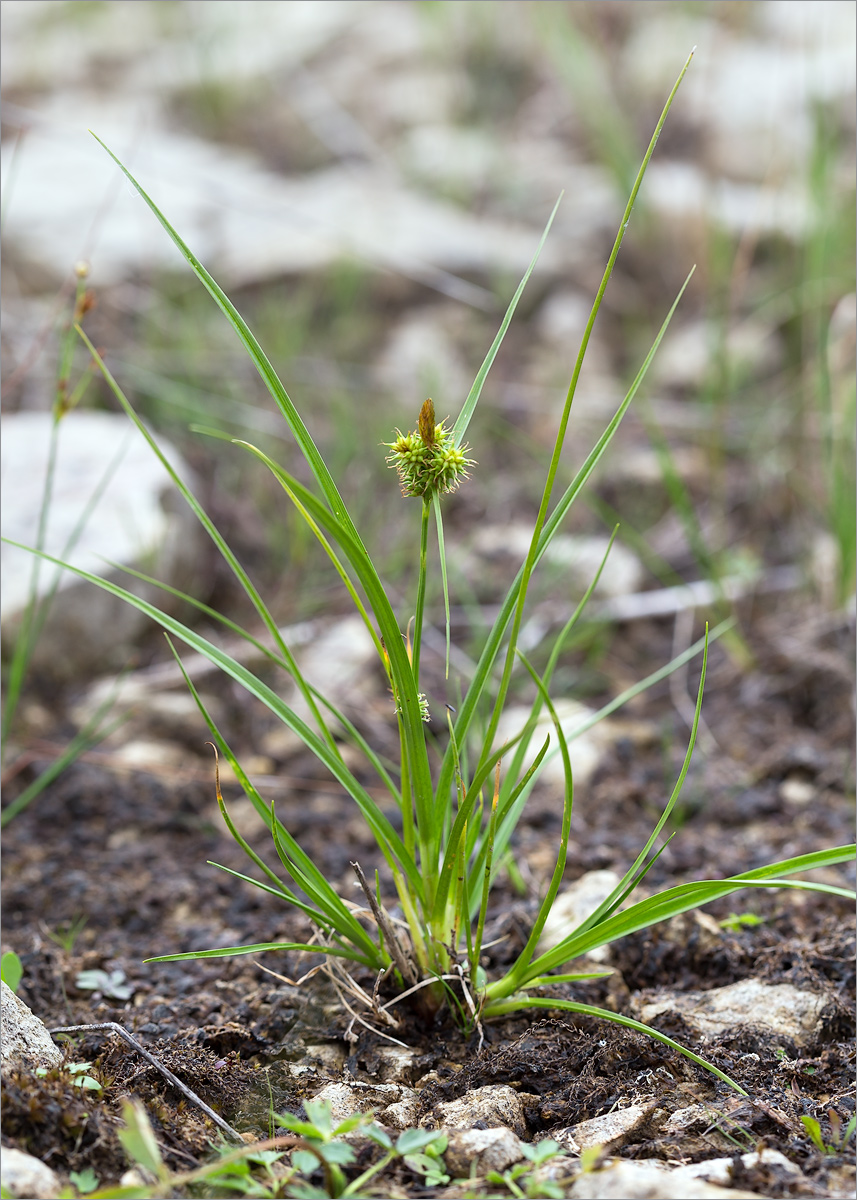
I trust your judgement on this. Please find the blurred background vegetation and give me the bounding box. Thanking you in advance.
[2,0,854,703]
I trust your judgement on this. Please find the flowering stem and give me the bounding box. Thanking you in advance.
[412,495,431,682]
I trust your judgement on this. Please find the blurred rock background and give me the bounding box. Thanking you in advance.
[1,0,854,691]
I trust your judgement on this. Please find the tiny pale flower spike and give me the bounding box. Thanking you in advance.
[385,398,475,498]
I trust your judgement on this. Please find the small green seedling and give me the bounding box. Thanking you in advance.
[485,1138,568,1198]
[34,1060,102,1091]
[719,912,765,932]
[46,914,89,954]
[75,967,134,1001]
[275,1098,448,1199]
[400,1131,449,1188]
[1,950,23,993]
[68,1167,100,1195]
[801,1112,857,1156]
[40,1060,103,1092]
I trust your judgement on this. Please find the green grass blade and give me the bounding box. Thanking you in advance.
[227,446,436,861]
[503,526,619,791]
[90,134,360,533]
[1,698,129,827]
[501,655,574,984]
[4,539,424,905]
[517,854,856,980]
[1,423,60,750]
[480,996,747,1095]
[431,492,453,680]
[146,942,370,965]
[570,630,710,937]
[436,265,696,805]
[477,52,695,780]
[411,497,431,683]
[453,195,562,443]
[75,328,339,757]
[430,726,540,924]
[465,736,551,920]
[112,558,401,804]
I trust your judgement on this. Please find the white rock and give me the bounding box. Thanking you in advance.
[402,124,501,191]
[285,614,379,723]
[494,697,654,792]
[443,1126,525,1176]
[536,869,621,962]
[380,1093,420,1130]
[472,526,643,599]
[662,1103,714,1135]
[371,1045,420,1083]
[568,1158,766,1199]
[1,411,201,679]
[644,161,812,241]
[671,1148,801,1186]
[375,308,470,403]
[0,109,561,299]
[0,980,63,1069]
[310,1079,413,1127]
[426,1084,526,1137]
[555,1104,657,1155]
[653,319,782,391]
[0,1147,62,1200]
[779,776,816,806]
[635,979,828,1046]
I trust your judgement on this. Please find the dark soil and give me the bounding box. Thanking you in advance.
[2,595,854,1198]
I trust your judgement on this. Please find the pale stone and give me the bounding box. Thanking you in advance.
[554,1104,658,1155]
[0,980,63,1069]
[494,697,655,792]
[310,1080,414,1127]
[375,308,470,404]
[371,1045,420,1083]
[779,777,816,806]
[663,1103,715,1134]
[634,979,828,1046]
[0,1147,62,1200]
[443,1127,525,1176]
[653,319,782,391]
[671,1148,800,1186]
[569,1158,766,1199]
[380,1093,420,1130]
[286,615,378,722]
[1,411,200,680]
[536,870,621,962]
[425,1084,526,1138]
[0,112,562,297]
[471,527,644,599]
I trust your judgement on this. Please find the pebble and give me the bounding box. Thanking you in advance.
[551,1104,658,1155]
[0,980,63,1070]
[634,979,829,1046]
[443,1126,525,1176]
[1,410,201,680]
[0,1147,62,1200]
[423,1083,526,1138]
[567,1158,766,1199]
[536,869,621,963]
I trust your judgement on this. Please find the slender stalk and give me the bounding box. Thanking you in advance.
[470,761,501,981]
[411,496,431,682]
[432,491,452,680]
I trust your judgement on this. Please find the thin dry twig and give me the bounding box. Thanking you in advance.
[49,1022,244,1143]
[351,860,417,986]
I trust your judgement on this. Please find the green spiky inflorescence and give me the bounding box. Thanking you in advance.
[385,398,475,498]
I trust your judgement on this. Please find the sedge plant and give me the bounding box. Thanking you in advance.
[7,52,855,1096]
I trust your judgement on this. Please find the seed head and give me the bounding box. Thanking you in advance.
[384,399,475,498]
